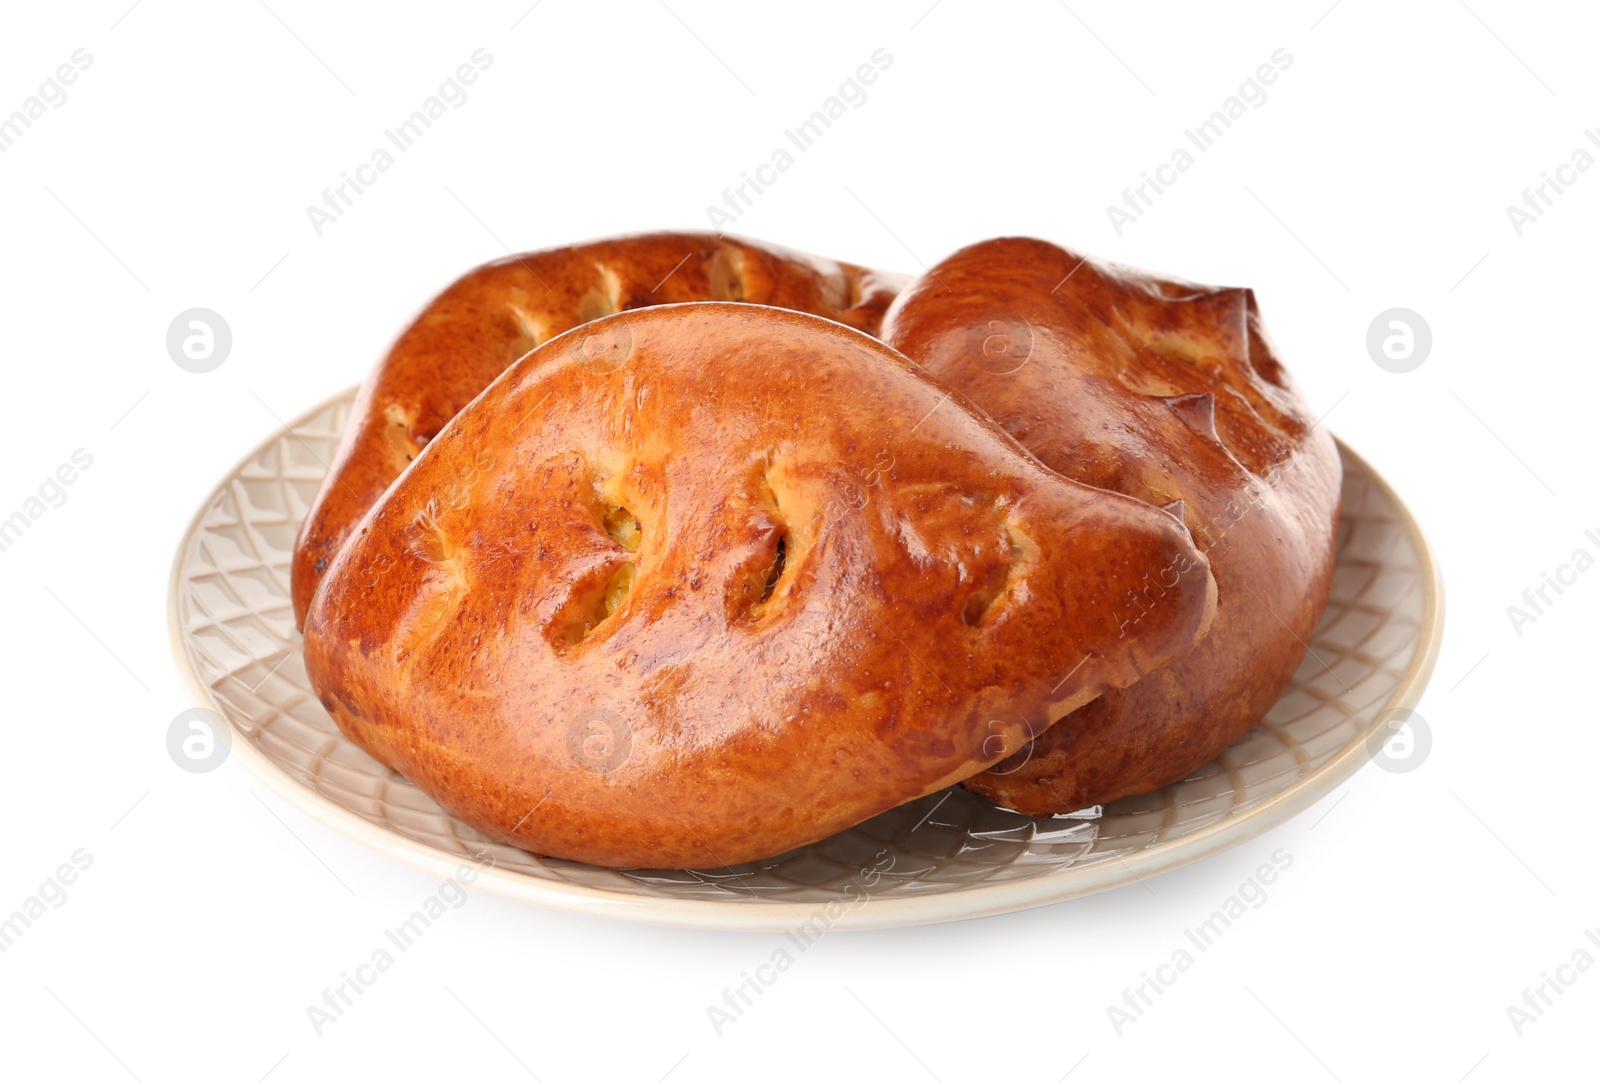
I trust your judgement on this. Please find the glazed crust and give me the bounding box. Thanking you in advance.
[302,304,1217,868]
[880,238,1341,816]
[290,232,908,626]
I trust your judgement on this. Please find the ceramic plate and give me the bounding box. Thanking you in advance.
[168,387,1442,929]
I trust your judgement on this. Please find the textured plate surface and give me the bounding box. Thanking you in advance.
[168,386,1442,929]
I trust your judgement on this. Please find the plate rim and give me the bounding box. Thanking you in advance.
[167,384,1445,931]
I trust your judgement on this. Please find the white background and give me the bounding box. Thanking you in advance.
[1,1,1594,1079]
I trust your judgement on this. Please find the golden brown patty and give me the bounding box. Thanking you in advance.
[881,237,1341,815]
[303,303,1217,866]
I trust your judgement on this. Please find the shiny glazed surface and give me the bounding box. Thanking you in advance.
[881,238,1342,815]
[302,304,1217,867]
[291,232,907,625]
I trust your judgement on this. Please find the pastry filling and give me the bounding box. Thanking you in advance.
[592,562,637,625]
[760,535,787,603]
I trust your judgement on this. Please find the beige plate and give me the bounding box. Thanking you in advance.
[168,386,1443,930]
